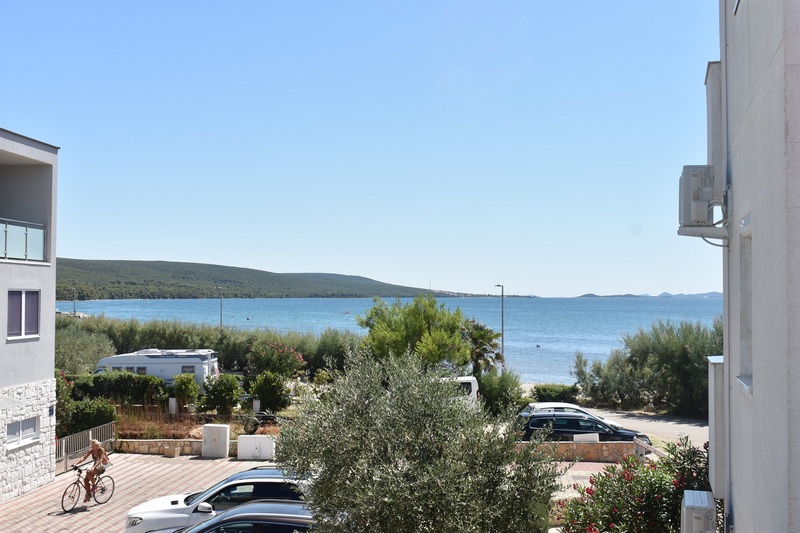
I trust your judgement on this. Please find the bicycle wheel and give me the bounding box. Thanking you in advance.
[93,475,114,504]
[61,482,82,512]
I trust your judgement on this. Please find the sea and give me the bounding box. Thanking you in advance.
[56,295,723,385]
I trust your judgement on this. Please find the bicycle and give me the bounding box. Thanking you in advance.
[61,463,115,512]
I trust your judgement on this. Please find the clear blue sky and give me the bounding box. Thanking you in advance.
[1,1,722,297]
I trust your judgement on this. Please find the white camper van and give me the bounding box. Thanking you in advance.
[94,348,220,390]
[454,376,479,404]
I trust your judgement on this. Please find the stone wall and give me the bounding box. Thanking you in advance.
[517,441,639,463]
[115,439,239,457]
[0,379,56,503]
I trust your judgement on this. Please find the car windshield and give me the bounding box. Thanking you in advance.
[185,480,229,506]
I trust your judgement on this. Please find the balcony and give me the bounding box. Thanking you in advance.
[1,218,46,261]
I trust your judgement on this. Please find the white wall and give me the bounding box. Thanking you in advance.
[714,0,800,530]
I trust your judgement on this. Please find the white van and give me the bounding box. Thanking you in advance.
[94,348,220,390]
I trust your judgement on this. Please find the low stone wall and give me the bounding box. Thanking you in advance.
[114,439,240,457]
[551,441,636,463]
[519,441,638,463]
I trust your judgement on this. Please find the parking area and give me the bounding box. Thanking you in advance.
[0,452,606,533]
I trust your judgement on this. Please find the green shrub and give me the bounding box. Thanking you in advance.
[69,398,117,435]
[200,374,243,418]
[534,383,579,403]
[173,373,200,410]
[572,319,723,417]
[250,370,291,413]
[70,372,168,405]
[307,328,362,375]
[475,368,524,416]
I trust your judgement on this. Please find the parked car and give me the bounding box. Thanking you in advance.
[519,402,623,429]
[516,412,651,444]
[125,467,303,533]
[166,500,315,533]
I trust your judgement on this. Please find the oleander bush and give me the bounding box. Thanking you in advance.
[559,436,721,533]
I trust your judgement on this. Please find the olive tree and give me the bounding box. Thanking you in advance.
[55,324,115,374]
[276,352,563,532]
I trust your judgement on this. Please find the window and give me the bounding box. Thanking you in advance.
[208,483,256,511]
[7,290,40,338]
[136,367,147,375]
[7,416,39,448]
[125,367,135,373]
[181,365,195,374]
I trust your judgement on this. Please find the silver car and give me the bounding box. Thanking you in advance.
[125,467,302,533]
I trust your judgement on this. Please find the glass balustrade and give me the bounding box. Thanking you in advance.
[1,218,47,261]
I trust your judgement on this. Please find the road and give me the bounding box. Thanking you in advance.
[591,407,709,446]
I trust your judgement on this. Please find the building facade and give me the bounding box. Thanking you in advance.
[0,129,59,502]
[690,1,800,531]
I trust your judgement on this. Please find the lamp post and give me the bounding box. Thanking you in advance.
[71,287,76,316]
[495,284,504,355]
[216,286,223,330]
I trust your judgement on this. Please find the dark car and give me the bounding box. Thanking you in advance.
[175,500,315,533]
[517,412,651,445]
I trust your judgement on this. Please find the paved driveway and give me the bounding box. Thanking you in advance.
[0,452,607,533]
[591,408,709,446]
[0,454,274,533]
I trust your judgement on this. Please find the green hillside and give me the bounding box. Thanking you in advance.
[56,258,453,300]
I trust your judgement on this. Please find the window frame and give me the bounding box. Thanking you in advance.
[6,416,40,449]
[7,289,41,339]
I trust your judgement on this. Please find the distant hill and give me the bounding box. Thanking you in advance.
[56,258,455,300]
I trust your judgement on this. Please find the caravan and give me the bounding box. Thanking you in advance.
[94,349,219,390]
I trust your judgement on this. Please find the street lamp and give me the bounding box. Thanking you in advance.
[71,287,76,316]
[495,284,504,355]
[216,286,223,330]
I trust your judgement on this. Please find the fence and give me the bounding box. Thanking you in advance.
[55,422,115,474]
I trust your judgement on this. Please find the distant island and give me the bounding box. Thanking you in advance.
[55,258,722,301]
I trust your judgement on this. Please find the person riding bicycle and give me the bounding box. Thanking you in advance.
[79,439,109,503]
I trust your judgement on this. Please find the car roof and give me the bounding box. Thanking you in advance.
[182,500,314,532]
[223,466,293,482]
[219,499,312,519]
[526,412,595,420]
[532,402,583,409]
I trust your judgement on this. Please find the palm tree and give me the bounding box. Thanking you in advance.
[463,319,504,375]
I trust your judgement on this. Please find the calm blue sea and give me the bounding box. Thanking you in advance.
[57,296,722,385]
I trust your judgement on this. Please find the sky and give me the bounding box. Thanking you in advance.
[1,1,722,297]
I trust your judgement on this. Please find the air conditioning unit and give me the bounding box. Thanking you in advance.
[681,490,716,533]
[679,165,715,226]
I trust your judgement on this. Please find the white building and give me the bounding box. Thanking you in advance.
[0,128,59,502]
[681,1,800,531]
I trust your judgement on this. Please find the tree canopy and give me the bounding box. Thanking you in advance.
[276,352,562,532]
[356,294,471,367]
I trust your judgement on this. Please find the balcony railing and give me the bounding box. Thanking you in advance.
[1,218,47,261]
